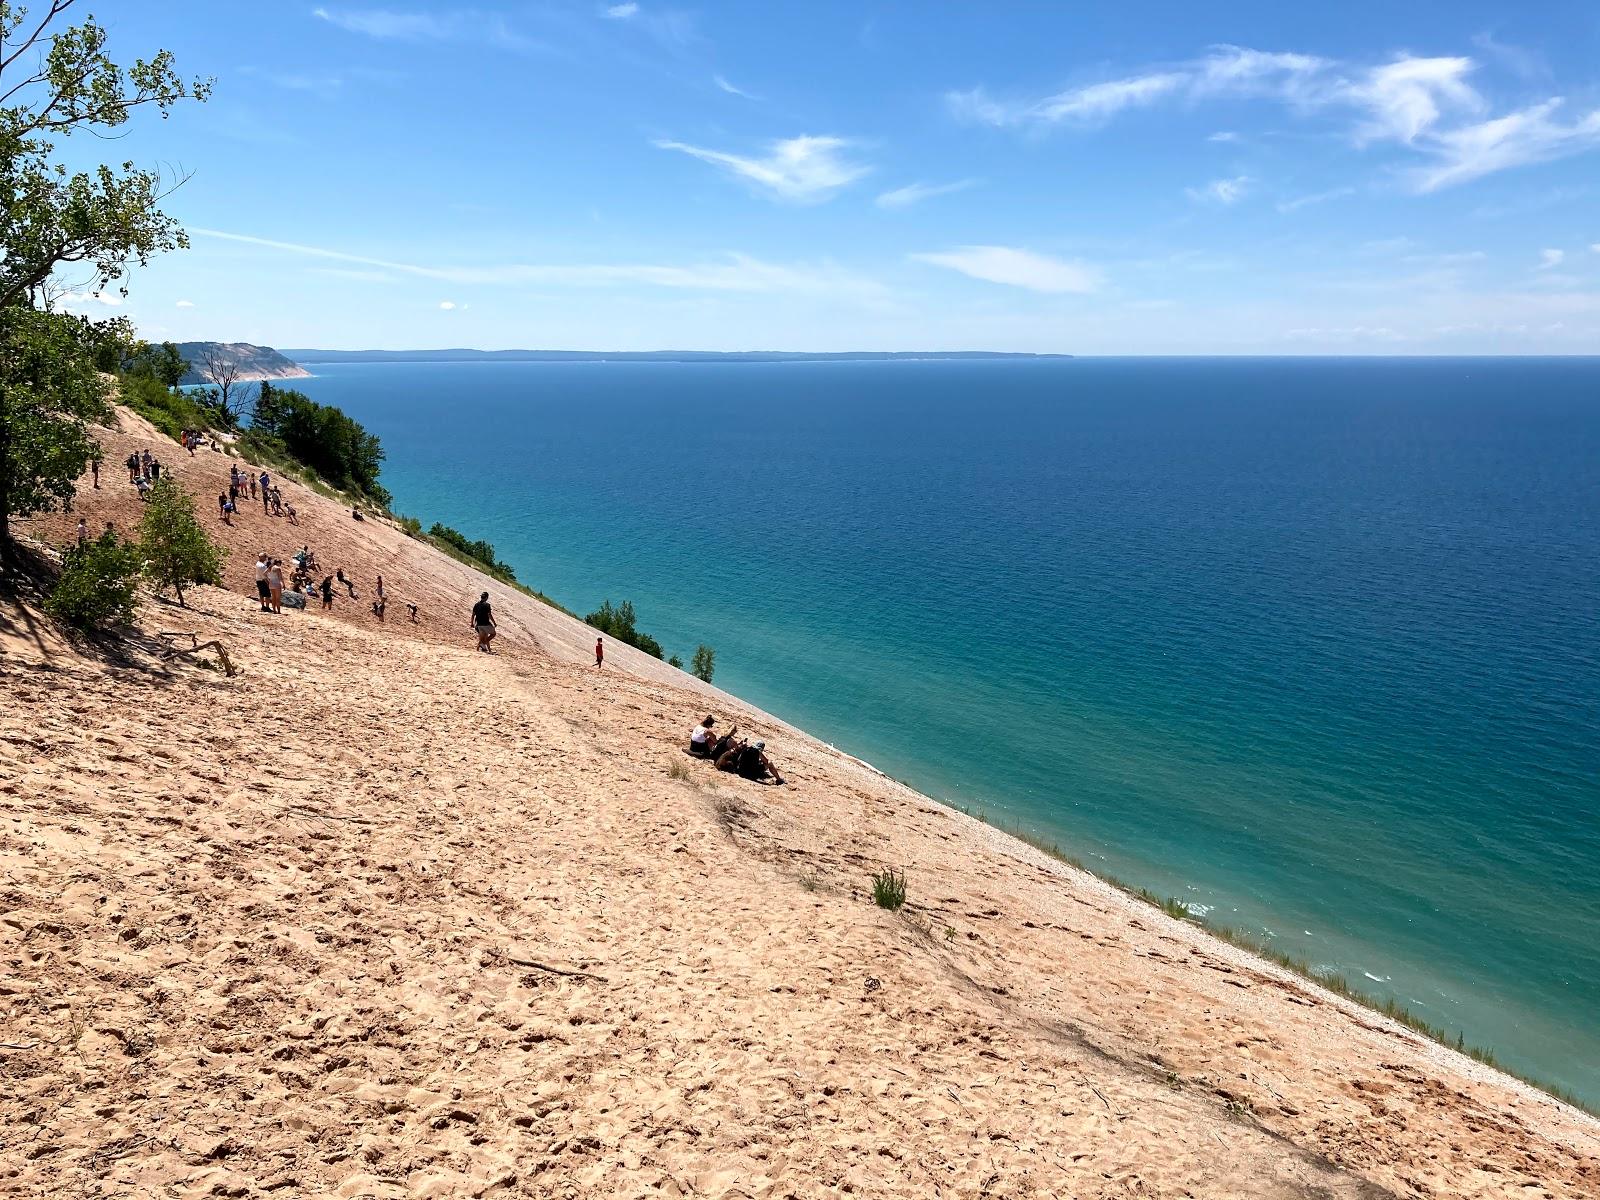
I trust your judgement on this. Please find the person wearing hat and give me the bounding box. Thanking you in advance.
[737,740,785,786]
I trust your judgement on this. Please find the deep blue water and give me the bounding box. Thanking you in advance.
[293,358,1600,1104]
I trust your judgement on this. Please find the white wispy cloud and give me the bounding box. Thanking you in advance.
[1592,243,1600,253]
[175,299,195,308]
[603,2,639,17]
[653,135,868,202]
[439,300,458,309]
[713,73,757,100]
[61,290,123,306]
[1208,131,1240,143]
[312,7,546,52]
[949,46,1322,129]
[190,228,888,299]
[1406,99,1600,192]
[956,45,1600,191]
[910,246,1099,293]
[1342,55,1481,144]
[1277,185,1356,212]
[875,179,978,209]
[1538,248,1565,268]
[1187,175,1252,205]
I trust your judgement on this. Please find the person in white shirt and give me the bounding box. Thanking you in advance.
[254,553,271,612]
[690,715,723,758]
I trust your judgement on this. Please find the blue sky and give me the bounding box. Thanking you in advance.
[52,1,1600,352]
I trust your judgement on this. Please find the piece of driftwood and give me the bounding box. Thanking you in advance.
[499,952,608,983]
[161,638,236,677]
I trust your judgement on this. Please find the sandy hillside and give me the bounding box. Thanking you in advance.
[2,408,1597,1199]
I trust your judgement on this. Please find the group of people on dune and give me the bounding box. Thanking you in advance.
[220,465,295,525]
[689,716,785,785]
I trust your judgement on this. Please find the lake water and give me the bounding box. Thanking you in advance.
[291,357,1600,1104]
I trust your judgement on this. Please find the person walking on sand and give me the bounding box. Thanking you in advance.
[594,636,604,669]
[254,552,271,612]
[89,450,101,490]
[472,592,496,652]
[267,558,284,615]
[76,517,89,546]
[320,574,334,610]
[126,452,140,483]
[260,473,271,514]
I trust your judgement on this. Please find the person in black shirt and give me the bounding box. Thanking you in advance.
[472,592,496,653]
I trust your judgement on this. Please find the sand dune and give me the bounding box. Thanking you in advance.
[2,408,1597,1198]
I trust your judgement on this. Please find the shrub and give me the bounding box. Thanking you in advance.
[139,478,224,606]
[429,523,516,579]
[119,372,211,443]
[668,654,683,670]
[871,868,907,912]
[690,644,715,683]
[396,514,423,537]
[45,531,143,629]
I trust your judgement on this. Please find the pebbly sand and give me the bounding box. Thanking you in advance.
[2,406,1597,1198]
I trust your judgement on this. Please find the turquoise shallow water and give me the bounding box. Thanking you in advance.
[291,357,1600,1104]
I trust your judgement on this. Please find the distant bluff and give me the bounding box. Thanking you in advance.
[176,341,310,385]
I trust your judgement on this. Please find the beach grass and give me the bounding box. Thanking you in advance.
[871,868,908,912]
[954,806,1595,1116]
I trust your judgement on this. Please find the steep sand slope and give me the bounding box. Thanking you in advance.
[2,410,1597,1198]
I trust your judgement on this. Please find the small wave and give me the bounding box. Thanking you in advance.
[1362,972,1391,984]
[1185,902,1214,917]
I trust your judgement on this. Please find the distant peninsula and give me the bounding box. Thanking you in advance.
[280,348,1072,365]
[176,341,311,385]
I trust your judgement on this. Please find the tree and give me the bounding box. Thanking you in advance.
[125,339,188,390]
[0,1,209,559]
[195,343,256,427]
[690,644,716,683]
[0,304,122,559]
[0,2,211,308]
[138,477,223,606]
[668,654,683,670]
[251,383,388,502]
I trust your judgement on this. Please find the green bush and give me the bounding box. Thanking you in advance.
[45,531,143,629]
[396,514,423,537]
[871,868,907,912]
[584,599,664,659]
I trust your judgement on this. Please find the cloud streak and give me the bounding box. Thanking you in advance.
[654,135,868,202]
[911,246,1099,293]
[190,228,888,299]
[1187,175,1252,205]
[875,179,978,209]
[312,7,548,53]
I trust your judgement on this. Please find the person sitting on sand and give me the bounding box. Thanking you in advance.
[472,592,496,652]
[351,506,365,521]
[690,716,727,758]
[737,741,785,786]
[715,738,747,773]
